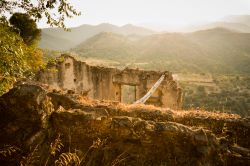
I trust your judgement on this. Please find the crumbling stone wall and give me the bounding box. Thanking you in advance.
[37,54,182,109]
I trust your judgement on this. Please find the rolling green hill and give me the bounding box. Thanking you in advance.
[40,32,78,51]
[71,28,250,74]
[72,32,137,62]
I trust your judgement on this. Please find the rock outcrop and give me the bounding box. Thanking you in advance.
[0,82,249,166]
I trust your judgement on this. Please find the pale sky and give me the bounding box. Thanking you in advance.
[38,0,250,29]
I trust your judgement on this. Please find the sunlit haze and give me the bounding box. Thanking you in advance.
[38,0,250,30]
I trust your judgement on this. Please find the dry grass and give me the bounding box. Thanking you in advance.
[173,109,241,120]
[70,92,243,123]
[77,94,241,120]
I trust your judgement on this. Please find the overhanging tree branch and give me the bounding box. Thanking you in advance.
[0,0,81,29]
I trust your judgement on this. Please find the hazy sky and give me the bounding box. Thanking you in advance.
[38,0,250,29]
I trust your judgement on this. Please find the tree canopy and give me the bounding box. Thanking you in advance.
[0,0,81,29]
[9,13,41,46]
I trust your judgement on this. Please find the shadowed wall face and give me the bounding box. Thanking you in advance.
[37,55,182,109]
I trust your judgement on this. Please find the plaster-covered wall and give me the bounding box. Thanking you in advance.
[37,54,182,109]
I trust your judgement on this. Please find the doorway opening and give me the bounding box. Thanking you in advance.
[121,85,136,104]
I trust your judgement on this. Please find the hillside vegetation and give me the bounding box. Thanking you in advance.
[179,74,250,117]
[71,28,250,74]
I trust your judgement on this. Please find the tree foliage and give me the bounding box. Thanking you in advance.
[9,13,41,46]
[0,24,28,94]
[0,0,81,29]
[0,24,29,78]
[0,23,43,95]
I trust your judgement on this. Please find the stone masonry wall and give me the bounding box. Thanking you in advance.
[37,54,182,109]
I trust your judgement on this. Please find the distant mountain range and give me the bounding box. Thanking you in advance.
[40,15,250,74]
[222,15,250,27]
[40,23,154,50]
[185,21,250,33]
[40,15,250,51]
[184,15,250,33]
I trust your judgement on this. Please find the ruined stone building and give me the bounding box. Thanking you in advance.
[37,54,182,109]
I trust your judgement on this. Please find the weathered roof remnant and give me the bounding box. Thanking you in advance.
[36,54,182,109]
